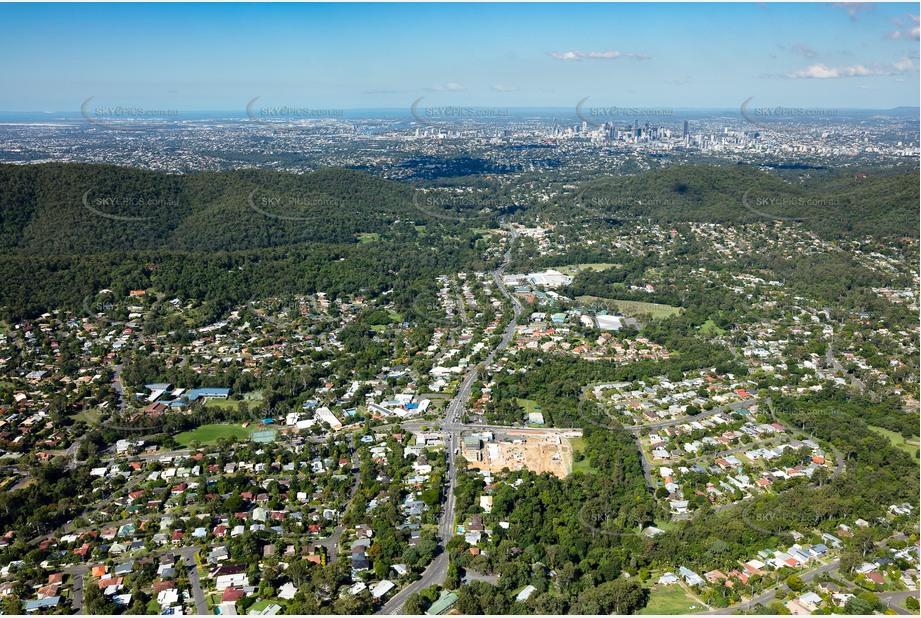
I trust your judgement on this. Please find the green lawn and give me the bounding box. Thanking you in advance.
[571,460,596,475]
[372,312,404,331]
[638,584,703,614]
[357,232,380,244]
[175,423,251,447]
[869,425,920,457]
[516,398,541,415]
[70,407,102,425]
[700,318,727,336]
[517,398,548,428]
[203,398,240,410]
[568,436,598,475]
[558,263,617,275]
[652,519,678,532]
[247,599,286,613]
[576,296,681,320]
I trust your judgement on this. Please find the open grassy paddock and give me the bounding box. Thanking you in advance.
[175,423,251,447]
[638,583,705,615]
[577,296,681,320]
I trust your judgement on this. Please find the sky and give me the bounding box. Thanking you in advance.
[0,2,918,112]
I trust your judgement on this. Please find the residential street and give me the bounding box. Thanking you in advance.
[704,559,841,614]
[378,224,521,615]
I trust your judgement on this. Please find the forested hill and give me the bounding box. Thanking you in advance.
[0,162,915,320]
[1,163,916,256]
[0,164,497,321]
[0,164,426,254]
[546,165,919,240]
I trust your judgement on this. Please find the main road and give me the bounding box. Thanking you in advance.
[378,224,521,615]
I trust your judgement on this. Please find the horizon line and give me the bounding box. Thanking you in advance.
[1,105,919,115]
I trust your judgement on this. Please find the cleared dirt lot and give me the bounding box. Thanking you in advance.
[465,432,576,478]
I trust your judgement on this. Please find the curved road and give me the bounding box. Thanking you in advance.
[878,590,921,615]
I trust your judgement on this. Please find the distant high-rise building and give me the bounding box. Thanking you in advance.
[683,120,689,138]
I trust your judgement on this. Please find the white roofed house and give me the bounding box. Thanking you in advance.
[657,572,679,586]
[315,407,342,430]
[215,572,249,591]
[797,592,823,611]
[515,585,537,602]
[278,582,297,600]
[371,580,396,599]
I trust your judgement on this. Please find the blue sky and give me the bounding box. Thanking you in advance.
[0,2,917,111]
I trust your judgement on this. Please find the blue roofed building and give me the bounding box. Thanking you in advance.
[25,597,61,612]
[185,388,231,402]
[678,566,705,586]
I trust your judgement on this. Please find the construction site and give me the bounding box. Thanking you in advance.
[460,428,583,478]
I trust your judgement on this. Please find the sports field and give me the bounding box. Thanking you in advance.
[577,296,681,319]
[558,263,617,275]
[176,423,250,447]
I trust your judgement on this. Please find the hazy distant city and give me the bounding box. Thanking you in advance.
[1,106,917,177]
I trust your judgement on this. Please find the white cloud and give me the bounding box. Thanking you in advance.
[548,50,650,61]
[549,51,581,61]
[892,57,915,71]
[787,63,848,78]
[429,83,466,92]
[886,17,920,40]
[787,57,915,78]
[491,84,519,92]
[585,51,621,59]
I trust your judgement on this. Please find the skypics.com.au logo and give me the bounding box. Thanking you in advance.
[247,189,345,222]
[246,97,344,129]
[741,189,855,222]
[572,186,669,222]
[81,97,179,131]
[412,189,506,222]
[740,97,838,132]
[576,97,674,128]
[82,190,177,222]
[410,97,509,129]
